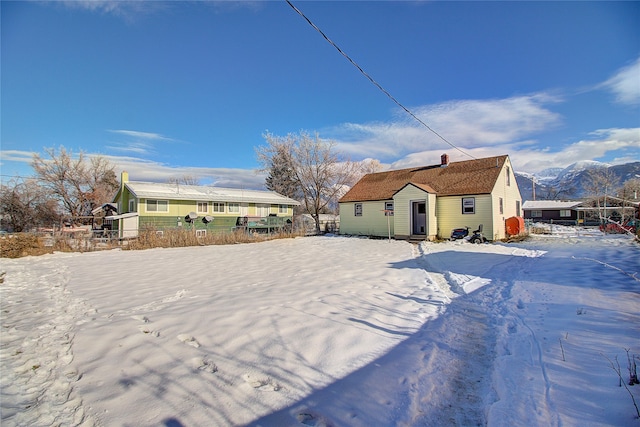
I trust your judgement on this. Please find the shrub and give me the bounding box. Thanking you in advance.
[0,234,53,258]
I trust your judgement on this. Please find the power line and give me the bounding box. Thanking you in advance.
[285,0,475,160]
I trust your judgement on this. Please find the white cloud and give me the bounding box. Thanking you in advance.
[57,1,163,21]
[383,128,640,174]
[329,93,562,162]
[108,129,173,140]
[103,155,266,189]
[601,57,640,105]
[57,1,261,20]
[106,129,177,155]
[0,150,36,163]
[0,149,266,189]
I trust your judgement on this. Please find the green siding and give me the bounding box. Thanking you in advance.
[139,215,238,234]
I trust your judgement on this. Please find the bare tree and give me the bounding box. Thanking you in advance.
[537,184,576,201]
[583,168,620,223]
[0,178,60,232]
[617,178,640,234]
[257,131,359,234]
[31,147,119,220]
[350,158,383,186]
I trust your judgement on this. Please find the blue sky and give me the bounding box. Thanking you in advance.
[2,1,639,189]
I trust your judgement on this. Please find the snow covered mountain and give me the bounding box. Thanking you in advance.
[516,160,640,201]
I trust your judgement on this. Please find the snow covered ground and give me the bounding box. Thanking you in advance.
[1,228,639,426]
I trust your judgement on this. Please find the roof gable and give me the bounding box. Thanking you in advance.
[394,182,437,196]
[340,155,509,203]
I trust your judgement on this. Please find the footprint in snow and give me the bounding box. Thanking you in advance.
[242,373,281,391]
[190,357,218,373]
[138,325,160,337]
[133,315,159,336]
[177,334,200,348]
[296,411,333,427]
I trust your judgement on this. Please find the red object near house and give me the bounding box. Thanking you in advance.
[506,216,525,236]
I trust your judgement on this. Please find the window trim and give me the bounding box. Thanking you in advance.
[212,202,225,213]
[146,199,169,213]
[228,202,240,213]
[499,197,504,215]
[462,197,475,214]
[197,202,208,214]
[256,203,270,217]
[354,203,363,217]
[385,201,394,216]
[279,204,288,214]
[560,209,572,217]
[531,210,542,218]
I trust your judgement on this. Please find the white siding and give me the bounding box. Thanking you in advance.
[339,201,393,237]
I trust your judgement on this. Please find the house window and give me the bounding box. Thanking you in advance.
[279,204,288,214]
[531,210,542,218]
[212,202,225,213]
[516,200,521,216]
[354,203,363,217]
[499,198,504,215]
[228,203,240,213]
[129,199,136,213]
[462,197,475,214]
[146,199,168,212]
[196,229,206,238]
[560,209,572,217]
[385,201,394,216]
[197,202,208,214]
[256,204,270,217]
[506,167,511,186]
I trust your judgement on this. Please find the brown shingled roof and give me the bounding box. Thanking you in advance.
[339,155,508,202]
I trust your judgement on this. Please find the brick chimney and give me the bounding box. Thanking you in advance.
[440,154,449,167]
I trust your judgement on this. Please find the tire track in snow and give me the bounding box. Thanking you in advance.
[1,259,96,427]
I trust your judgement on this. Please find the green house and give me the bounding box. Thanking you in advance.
[338,154,523,241]
[107,172,300,238]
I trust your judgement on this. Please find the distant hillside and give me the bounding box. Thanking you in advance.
[516,161,640,202]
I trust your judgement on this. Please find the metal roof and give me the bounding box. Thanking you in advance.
[125,181,300,206]
[522,200,582,210]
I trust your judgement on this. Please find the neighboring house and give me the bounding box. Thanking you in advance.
[522,200,582,224]
[523,197,639,225]
[339,154,523,241]
[107,172,300,238]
